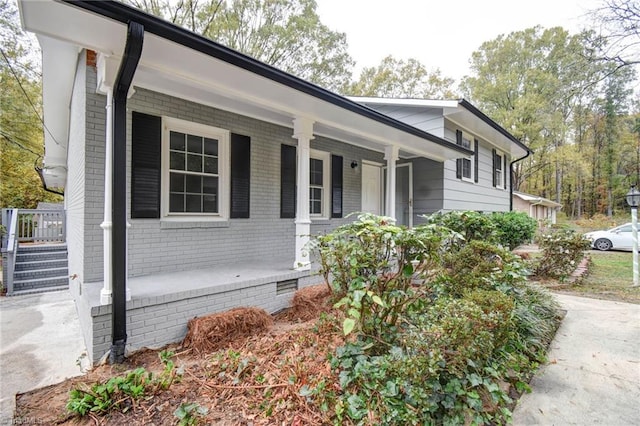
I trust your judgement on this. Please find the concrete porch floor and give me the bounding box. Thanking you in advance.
[82,257,310,302]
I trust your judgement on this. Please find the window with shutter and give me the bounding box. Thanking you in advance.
[455,130,475,182]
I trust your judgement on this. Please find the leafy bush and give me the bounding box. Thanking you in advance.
[491,211,537,249]
[426,210,497,244]
[534,229,591,280]
[314,213,561,425]
[436,240,528,297]
[67,351,180,416]
[314,213,458,346]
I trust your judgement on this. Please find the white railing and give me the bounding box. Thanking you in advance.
[1,209,19,295]
[1,208,66,295]
[15,209,66,243]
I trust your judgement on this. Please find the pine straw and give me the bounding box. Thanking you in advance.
[194,316,345,425]
[182,307,273,354]
[276,284,333,322]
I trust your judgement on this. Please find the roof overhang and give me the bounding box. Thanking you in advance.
[513,191,562,209]
[350,97,532,159]
[18,0,473,189]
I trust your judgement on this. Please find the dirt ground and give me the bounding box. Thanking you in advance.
[14,285,340,425]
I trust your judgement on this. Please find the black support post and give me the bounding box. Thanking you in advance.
[110,21,144,364]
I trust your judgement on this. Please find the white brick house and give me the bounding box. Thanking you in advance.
[18,0,530,364]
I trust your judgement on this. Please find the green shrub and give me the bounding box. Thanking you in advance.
[490,211,537,249]
[426,210,497,244]
[314,213,457,347]
[67,351,180,416]
[314,213,560,425]
[534,229,591,280]
[436,240,528,297]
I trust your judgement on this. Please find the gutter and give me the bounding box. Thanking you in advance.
[510,150,532,211]
[60,0,472,157]
[110,21,144,364]
[458,99,531,155]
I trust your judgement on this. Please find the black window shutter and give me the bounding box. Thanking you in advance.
[455,130,463,179]
[230,133,251,218]
[131,112,161,218]
[331,155,343,218]
[280,144,297,218]
[492,149,497,187]
[474,139,479,183]
[503,155,508,188]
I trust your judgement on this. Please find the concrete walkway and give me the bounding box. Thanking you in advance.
[513,293,640,425]
[0,290,88,424]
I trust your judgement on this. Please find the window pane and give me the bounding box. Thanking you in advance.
[186,174,201,193]
[170,131,185,151]
[204,156,218,174]
[186,194,201,212]
[170,152,185,170]
[170,193,184,212]
[310,158,323,186]
[187,134,202,153]
[204,138,218,156]
[203,176,218,194]
[496,155,503,171]
[187,154,202,172]
[170,173,184,192]
[462,137,471,149]
[310,200,321,215]
[462,159,471,178]
[310,187,322,214]
[203,195,218,213]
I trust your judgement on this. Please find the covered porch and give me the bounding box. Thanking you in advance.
[75,258,321,364]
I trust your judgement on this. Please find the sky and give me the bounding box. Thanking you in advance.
[315,0,601,83]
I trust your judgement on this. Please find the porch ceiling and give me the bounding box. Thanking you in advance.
[19,0,471,166]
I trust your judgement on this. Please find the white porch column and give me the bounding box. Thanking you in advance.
[384,145,399,222]
[100,89,131,304]
[293,117,314,270]
[100,89,114,305]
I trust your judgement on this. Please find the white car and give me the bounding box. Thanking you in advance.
[584,223,636,251]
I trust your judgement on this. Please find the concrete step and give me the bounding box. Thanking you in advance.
[14,267,68,281]
[12,275,69,292]
[16,250,68,262]
[17,244,67,253]
[15,259,68,271]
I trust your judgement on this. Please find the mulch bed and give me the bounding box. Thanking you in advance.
[13,284,342,425]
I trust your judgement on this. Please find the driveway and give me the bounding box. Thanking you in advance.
[512,293,640,425]
[0,290,88,424]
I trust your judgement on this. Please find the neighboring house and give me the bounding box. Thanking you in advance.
[350,98,532,225]
[18,0,529,364]
[513,191,562,224]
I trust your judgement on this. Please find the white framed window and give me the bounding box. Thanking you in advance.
[161,117,229,220]
[494,150,505,189]
[460,133,474,182]
[310,149,330,218]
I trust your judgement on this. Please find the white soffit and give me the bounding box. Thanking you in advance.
[19,0,465,162]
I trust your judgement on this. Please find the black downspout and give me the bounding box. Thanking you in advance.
[110,21,144,364]
[509,149,532,211]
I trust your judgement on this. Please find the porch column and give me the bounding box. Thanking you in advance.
[100,89,130,305]
[100,89,114,305]
[384,145,399,221]
[293,117,314,270]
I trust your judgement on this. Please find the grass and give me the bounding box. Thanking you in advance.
[562,251,640,304]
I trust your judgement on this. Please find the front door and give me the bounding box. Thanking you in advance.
[361,162,382,215]
[384,163,413,227]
